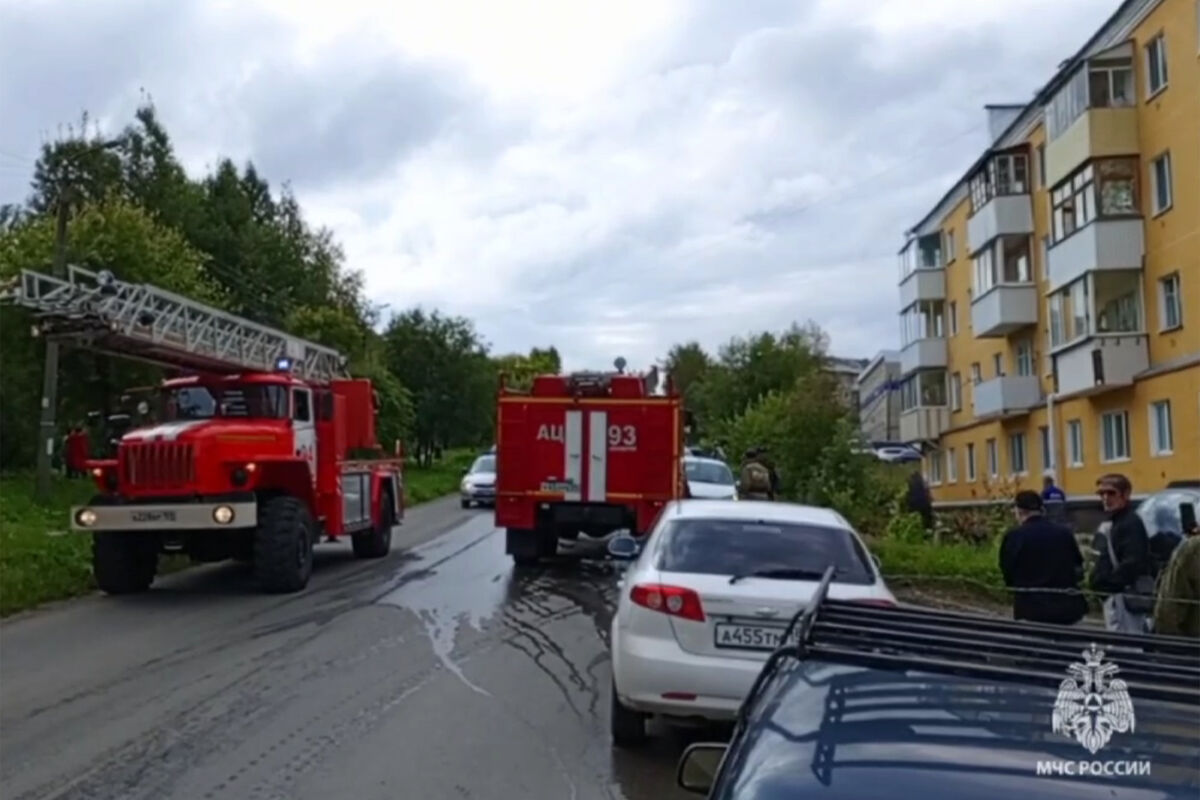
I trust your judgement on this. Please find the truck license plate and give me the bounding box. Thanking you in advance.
[130,510,177,523]
[714,623,785,651]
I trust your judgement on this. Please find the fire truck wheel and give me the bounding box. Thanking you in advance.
[352,493,394,559]
[253,495,315,593]
[92,532,158,595]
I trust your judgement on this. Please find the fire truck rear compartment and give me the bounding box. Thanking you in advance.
[538,501,634,539]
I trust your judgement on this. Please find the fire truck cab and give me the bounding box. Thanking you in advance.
[495,369,684,566]
[73,364,403,594]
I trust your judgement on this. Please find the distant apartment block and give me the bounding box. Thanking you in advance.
[857,351,901,443]
[895,0,1198,499]
[826,355,870,409]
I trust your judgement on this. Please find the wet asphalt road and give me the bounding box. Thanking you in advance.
[0,497,713,800]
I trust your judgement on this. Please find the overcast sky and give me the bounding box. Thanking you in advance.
[1,0,1116,371]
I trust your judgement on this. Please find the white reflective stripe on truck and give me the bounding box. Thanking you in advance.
[564,410,583,501]
[587,410,607,502]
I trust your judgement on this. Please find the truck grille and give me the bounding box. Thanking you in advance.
[122,442,195,489]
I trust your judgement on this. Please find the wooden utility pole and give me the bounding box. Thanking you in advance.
[33,193,71,501]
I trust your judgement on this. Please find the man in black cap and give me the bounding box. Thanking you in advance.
[998,490,1089,625]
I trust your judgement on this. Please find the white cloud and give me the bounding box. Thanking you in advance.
[0,0,1117,370]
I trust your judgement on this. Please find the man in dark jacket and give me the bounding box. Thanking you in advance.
[905,470,934,531]
[999,490,1089,625]
[1089,473,1153,633]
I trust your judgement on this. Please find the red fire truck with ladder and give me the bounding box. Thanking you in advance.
[2,266,404,595]
[494,364,684,566]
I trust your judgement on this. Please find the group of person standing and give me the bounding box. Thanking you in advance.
[999,472,1199,638]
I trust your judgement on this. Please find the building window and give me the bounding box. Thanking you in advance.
[966,443,977,482]
[950,372,962,411]
[1150,400,1173,456]
[992,352,1004,377]
[1067,419,1084,467]
[900,300,945,346]
[1101,410,1131,462]
[1039,425,1051,471]
[947,448,958,483]
[969,150,1029,211]
[970,363,982,385]
[944,229,956,263]
[1150,152,1173,215]
[1049,158,1138,244]
[900,370,947,411]
[929,452,943,484]
[1088,59,1135,107]
[1144,34,1169,96]
[1049,292,1065,347]
[898,233,943,280]
[1009,433,1027,475]
[1036,143,1046,187]
[1069,279,1090,341]
[1159,272,1182,330]
[986,438,999,477]
[1015,339,1034,376]
[949,301,958,335]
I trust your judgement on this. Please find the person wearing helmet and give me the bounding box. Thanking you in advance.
[739,447,774,501]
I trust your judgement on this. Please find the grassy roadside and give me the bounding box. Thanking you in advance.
[0,448,479,617]
[404,448,478,506]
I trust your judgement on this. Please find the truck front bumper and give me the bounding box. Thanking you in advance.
[70,500,258,532]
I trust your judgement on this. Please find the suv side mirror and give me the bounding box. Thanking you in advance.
[677,742,727,795]
[607,534,640,560]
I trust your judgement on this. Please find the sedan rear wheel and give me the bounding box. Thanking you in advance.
[610,678,647,748]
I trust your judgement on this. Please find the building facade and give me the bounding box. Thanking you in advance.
[857,351,902,443]
[896,0,1198,501]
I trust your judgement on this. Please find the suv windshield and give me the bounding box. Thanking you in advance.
[164,385,289,420]
[655,518,874,584]
[686,460,734,485]
[470,455,496,473]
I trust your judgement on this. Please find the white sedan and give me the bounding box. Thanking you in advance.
[607,499,895,748]
[683,455,737,500]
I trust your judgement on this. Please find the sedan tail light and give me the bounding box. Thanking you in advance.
[630,583,706,622]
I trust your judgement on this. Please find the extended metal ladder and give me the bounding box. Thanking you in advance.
[1,266,348,383]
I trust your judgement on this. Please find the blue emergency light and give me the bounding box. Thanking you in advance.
[275,356,293,372]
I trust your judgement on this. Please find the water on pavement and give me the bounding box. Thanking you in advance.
[0,499,715,800]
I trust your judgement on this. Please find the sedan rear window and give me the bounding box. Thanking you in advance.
[655,518,875,585]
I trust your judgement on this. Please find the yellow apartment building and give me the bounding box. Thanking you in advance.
[896,0,1199,502]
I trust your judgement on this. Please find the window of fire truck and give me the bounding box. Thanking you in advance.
[164,385,289,420]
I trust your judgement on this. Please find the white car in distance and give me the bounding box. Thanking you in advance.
[683,456,737,500]
[607,499,895,748]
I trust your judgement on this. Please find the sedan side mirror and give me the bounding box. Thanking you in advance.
[870,553,882,570]
[607,533,640,560]
[677,742,728,795]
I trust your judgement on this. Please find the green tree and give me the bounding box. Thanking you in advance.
[0,197,220,467]
[383,308,494,464]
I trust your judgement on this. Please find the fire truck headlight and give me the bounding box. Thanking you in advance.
[76,508,98,527]
[212,505,235,525]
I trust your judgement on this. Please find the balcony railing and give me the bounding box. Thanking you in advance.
[1052,333,1148,398]
[900,339,947,375]
[900,406,949,443]
[967,195,1033,254]
[971,284,1038,337]
[1047,219,1144,292]
[899,268,945,308]
[973,375,1042,418]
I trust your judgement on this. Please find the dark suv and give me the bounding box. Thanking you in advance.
[676,571,1200,799]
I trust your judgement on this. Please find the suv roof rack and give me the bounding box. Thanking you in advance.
[738,567,1200,725]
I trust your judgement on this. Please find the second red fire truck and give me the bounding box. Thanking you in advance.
[494,367,685,565]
